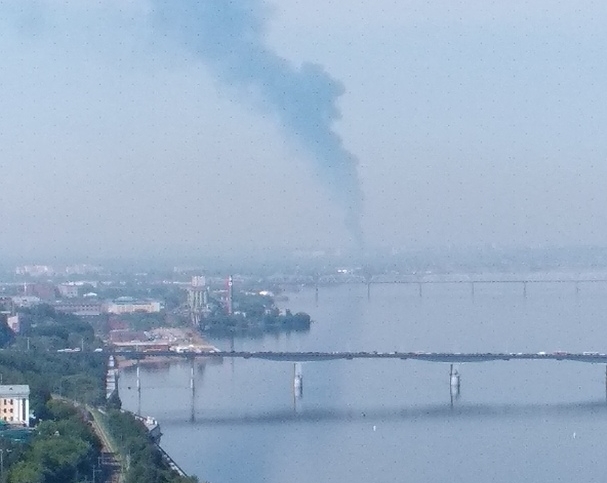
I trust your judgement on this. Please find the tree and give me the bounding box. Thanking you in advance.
[0,321,14,348]
[107,390,122,410]
[7,461,44,483]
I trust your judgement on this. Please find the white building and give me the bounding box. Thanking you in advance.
[15,265,53,277]
[6,314,20,334]
[191,276,206,287]
[104,298,162,314]
[0,385,30,426]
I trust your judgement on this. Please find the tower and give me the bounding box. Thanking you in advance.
[226,275,233,315]
[187,276,206,326]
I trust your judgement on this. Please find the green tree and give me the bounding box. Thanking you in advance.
[7,461,44,483]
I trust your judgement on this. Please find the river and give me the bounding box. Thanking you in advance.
[118,281,607,482]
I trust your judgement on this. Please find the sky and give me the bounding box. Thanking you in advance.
[2,0,607,260]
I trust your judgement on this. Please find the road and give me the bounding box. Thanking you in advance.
[106,350,607,364]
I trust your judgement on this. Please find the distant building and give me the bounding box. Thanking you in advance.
[104,298,161,315]
[0,385,30,426]
[54,299,103,317]
[107,316,129,331]
[191,276,206,287]
[25,283,56,301]
[57,283,79,299]
[0,298,19,333]
[11,296,41,308]
[108,330,147,344]
[6,315,20,334]
[187,276,208,326]
[15,265,53,277]
[64,264,101,275]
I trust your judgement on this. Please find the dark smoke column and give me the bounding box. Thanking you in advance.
[151,0,364,246]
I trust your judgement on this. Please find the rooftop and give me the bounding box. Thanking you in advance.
[0,385,30,397]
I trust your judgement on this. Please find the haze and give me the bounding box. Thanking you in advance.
[2,0,607,260]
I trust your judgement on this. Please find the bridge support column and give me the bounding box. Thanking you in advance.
[367,282,371,301]
[136,360,141,415]
[575,282,580,296]
[190,358,195,391]
[418,283,422,298]
[470,282,475,298]
[190,358,196,422]
[449,364,460,408]
[523,282,528,298]
[293,363,303,399]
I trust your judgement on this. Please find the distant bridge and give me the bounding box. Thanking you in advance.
[270,276,607,286]
[107,350,607,364]
[369,278,607,285]
[268,276,607,297]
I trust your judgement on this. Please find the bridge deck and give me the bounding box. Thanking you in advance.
[106,350,607,364]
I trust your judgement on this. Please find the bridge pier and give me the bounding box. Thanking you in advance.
[136,360,141,415]
[190,358,195,391]
[418,282,423,298]
[190,357,196,422]
[367,282,371,301]
[449,364,460,408]
[523,281,528,298]
[470,282,475,298]
[293,363,303,399]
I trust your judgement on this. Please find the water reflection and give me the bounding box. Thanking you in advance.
[159,400,607,426]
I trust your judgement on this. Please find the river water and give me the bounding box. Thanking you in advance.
[119,282,607,482]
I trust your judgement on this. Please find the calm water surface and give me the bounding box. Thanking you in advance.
[119,282,607,482]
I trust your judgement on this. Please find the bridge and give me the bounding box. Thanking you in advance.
[268,275,607,298]
[272,275,607,286]
[107,350,607,364]
[110,349,607,417]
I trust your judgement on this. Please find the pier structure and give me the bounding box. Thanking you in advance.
[293,363,303,398]
[449,364,461,407]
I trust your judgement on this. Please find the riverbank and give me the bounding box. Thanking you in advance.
[98,406,199,483]
[104,356,207,482]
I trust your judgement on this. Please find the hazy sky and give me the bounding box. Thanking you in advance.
[2,0,607,259]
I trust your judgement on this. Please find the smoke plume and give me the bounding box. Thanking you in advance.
[151,0,364,245]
